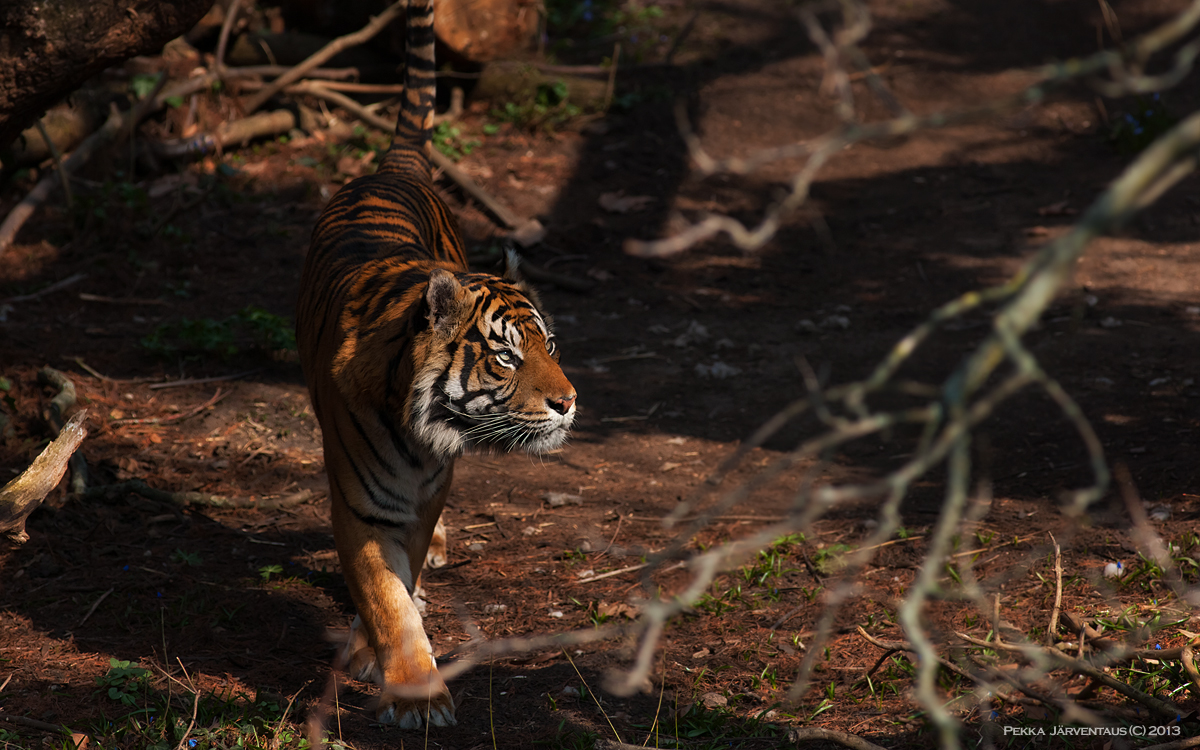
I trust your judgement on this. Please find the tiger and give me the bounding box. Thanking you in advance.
[295,0,577,729]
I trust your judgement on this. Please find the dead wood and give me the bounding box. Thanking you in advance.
[8,92,105,167]
[0,411,87,544]
[286,81,551,247]
[242,1,405,115]
[38,367,88,494]
[0,78,165,257]
[0,712,72,736]
[152,109,296,159]
[0,0,213,148]
[225,65,362,82]
[0,107,120,257]
[785,728,889,750]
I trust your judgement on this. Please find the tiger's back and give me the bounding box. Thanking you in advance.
[296,0,576,730]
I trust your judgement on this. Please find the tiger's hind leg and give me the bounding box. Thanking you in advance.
[332,490,455,729]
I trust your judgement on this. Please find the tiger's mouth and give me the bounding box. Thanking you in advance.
[439,400,572,454]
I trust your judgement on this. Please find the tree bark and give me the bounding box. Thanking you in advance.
[0,0,214,149]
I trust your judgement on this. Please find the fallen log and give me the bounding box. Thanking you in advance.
[0,411,87,544]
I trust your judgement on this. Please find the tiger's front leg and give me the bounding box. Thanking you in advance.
[332,487,455,729]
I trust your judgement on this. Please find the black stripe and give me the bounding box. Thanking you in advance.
[421,463,446,487]
[347,410,397,478]
[347,501,409,529]
[378,408,423,469]
[332,473,405,528]
[334,423,411,510]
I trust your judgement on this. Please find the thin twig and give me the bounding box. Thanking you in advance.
[78,586,114,627]
[576,562,650,584]
[1047,532,1063,646]
[147,368,262,390]
[215,0,244,76]
[0,273,87,304]
[604,42,621,111]
[0,107,121,256]
[785,728,889,750]
[0,713,72,735]
[1181,638,1200,700]
[34,119,73,215]
[78,293,168,306]
[242,1,405,114]
[173,658,201,750]
[110,388,227,425]
[286,80,531,231]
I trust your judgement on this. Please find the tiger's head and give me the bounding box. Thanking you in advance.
[408,268,576,457]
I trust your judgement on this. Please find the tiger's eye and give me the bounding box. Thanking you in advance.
[496,350,514,363]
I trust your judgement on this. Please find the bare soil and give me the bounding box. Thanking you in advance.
[3,1,1200,748]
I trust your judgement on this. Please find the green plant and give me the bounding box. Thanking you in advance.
[537,721,600,749]
[491,80,582,131]
[171,549,202,567]
[96,658,152,706]
[432,122,481,161]
[142,306,296,360]
[811,543,852,575]
[258,564,284,583]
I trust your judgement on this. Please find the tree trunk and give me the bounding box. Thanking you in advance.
[0,0,215,149]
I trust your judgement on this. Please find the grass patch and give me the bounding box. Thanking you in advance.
[86,660,345,750]
[142,306,296,360]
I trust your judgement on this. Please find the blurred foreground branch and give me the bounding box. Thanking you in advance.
[403,3,1200,748]
[625,0,1200,259]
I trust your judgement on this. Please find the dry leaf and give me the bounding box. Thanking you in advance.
[597,600,638,619]
[599,192,655,214]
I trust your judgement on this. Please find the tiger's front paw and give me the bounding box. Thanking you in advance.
[425,517,448,569]
[377,686,456,729]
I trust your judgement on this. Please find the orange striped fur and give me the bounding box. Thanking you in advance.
[296,0,576,729]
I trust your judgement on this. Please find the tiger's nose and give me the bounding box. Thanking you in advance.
[547,393,576,415]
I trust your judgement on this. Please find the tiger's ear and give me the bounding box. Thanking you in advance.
[427,268,465,335]
[502,247,547,312]
[503,247,525,284]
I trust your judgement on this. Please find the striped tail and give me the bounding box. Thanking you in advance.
[381,0,436,177]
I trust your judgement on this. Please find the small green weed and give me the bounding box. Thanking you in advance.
[740,534,803,585]
[258,564,284,583]
[537,721,600,749]
[433,122,481,161]
[812,543,853,575]
[562,547,588,564]
[142,306,296,360]
[96,658,152,706]
[491,80,582,131]
[667,700,781,747]
[171,549,202,567]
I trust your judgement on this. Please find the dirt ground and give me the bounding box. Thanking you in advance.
[3,0,1200,748]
